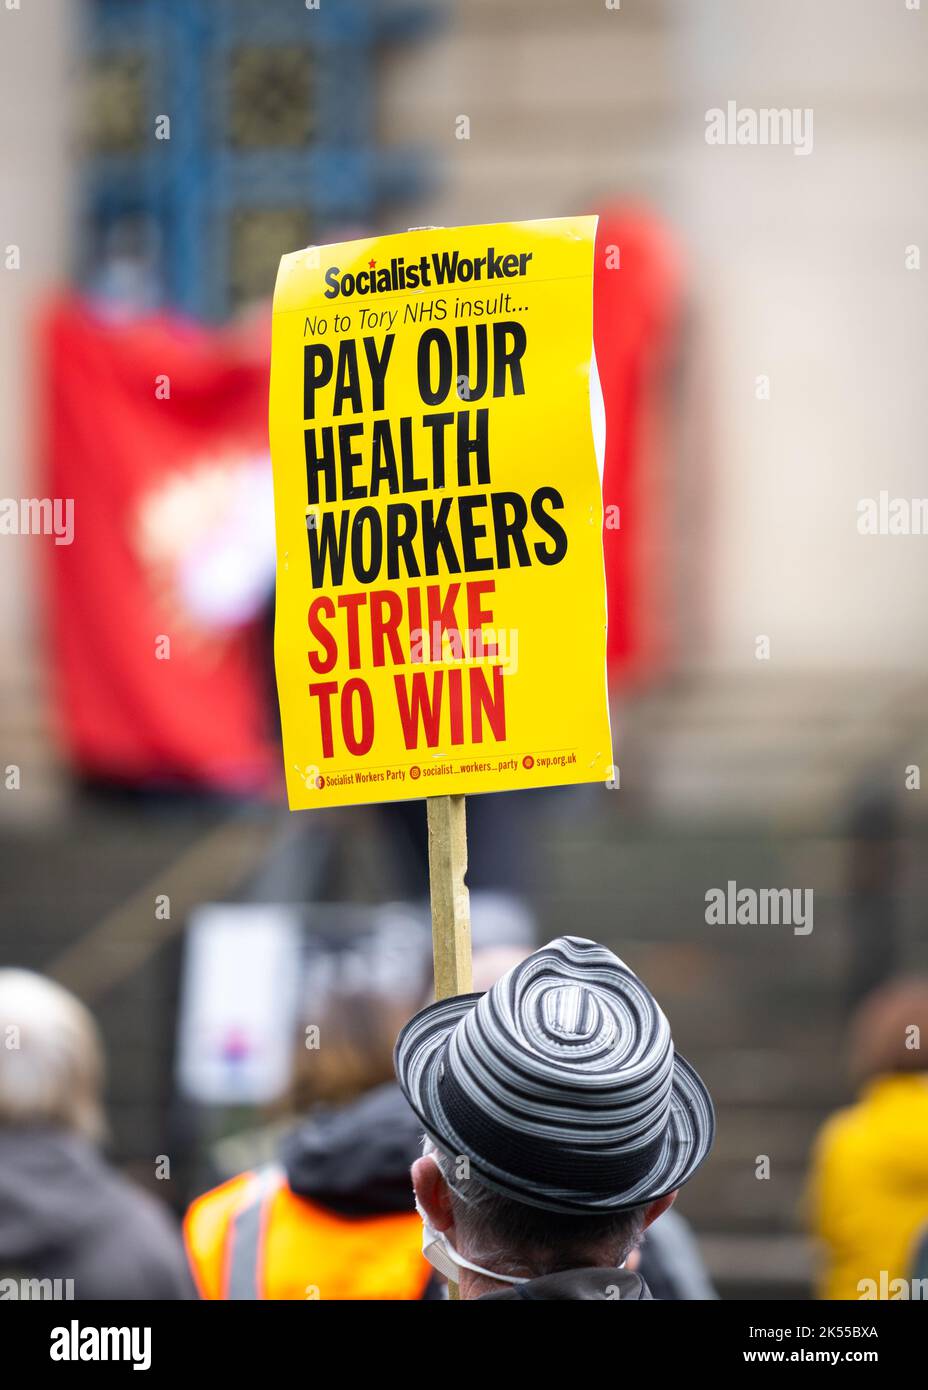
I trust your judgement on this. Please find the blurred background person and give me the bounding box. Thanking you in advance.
[806,976,928,1300]
[636,1206,718,1301]
[0,970,193,1300]
[182,938,531,1300]
[184,1080,435,1301]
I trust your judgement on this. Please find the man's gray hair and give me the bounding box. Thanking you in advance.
[422,1137,648,1277]
[0,971,105,1142]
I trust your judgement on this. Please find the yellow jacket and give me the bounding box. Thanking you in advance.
[808,1073,928,1299]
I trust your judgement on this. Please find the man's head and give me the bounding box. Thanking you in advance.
[395,936,714,1295]
[412,1138,675,1296]
[0,970,104,1142]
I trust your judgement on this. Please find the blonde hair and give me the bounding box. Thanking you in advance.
[0,970,105,1142]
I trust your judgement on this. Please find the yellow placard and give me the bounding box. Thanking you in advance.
[269,216,612,809]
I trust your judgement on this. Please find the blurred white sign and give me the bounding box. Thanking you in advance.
[176,904,302,1105]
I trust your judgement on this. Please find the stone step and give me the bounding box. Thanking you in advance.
[695,1234,814,1300]
[680,1163,809,1237]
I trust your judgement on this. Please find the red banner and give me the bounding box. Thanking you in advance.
[594,207,682,687]
[40,297,278,792]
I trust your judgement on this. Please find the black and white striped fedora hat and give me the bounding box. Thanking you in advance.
[394,936,715,1214]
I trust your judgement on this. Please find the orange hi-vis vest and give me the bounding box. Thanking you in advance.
[184,1165,432,1300]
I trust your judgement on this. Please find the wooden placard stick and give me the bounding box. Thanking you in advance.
[407,226,473,1001]
[426,792,472,1301]
[409,227,473,1297]
[426,793,473,1000]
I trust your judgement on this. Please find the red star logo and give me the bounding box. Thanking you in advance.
[368,258,376,269]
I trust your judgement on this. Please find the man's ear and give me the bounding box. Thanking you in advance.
[641,1189,677,1233]
[411,1154,455,1234]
